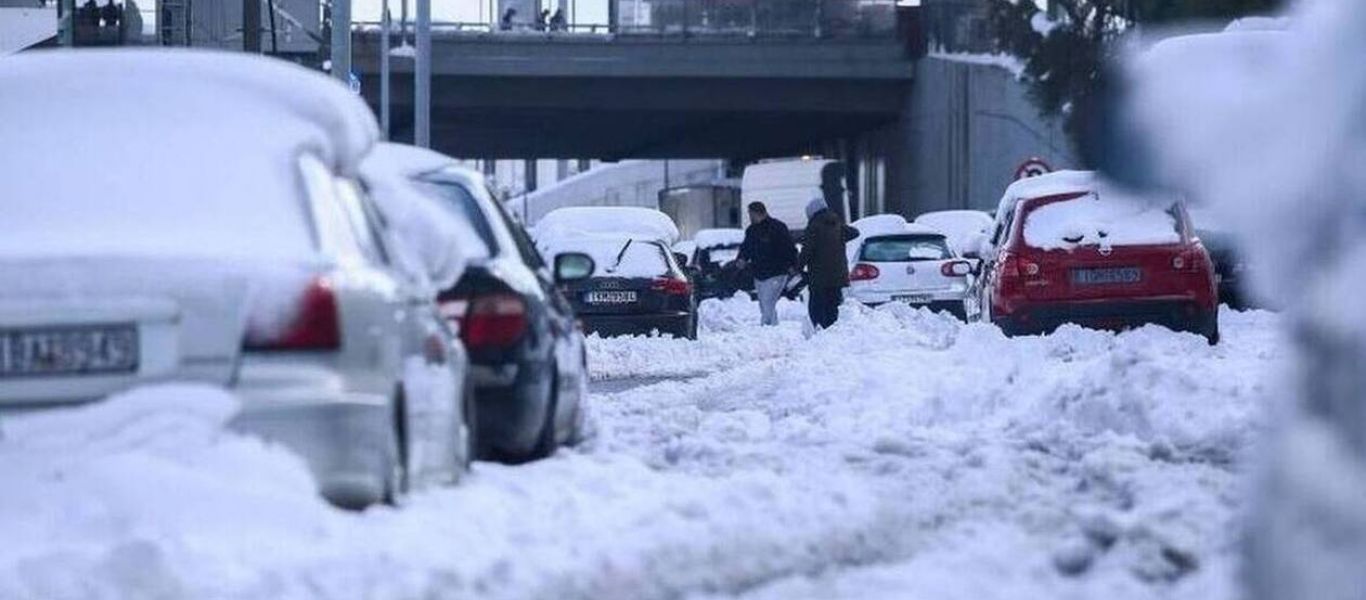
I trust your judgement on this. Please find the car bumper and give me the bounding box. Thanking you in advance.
[580,312,693,338]
[229,362,394,509]
[469,358,552,458]
[994,298,1212,336]
[848,289,969,318]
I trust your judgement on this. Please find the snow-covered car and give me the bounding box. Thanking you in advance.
[543,235,699,339]
[977,171,1219,343]
[362,143,590,463]
[0,51,475,509]
[913,210,995,259]
[845,216,973,318]
[683,228,754,300]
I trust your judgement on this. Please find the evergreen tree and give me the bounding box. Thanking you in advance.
[988,0,1283,160]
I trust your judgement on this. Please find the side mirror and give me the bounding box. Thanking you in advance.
[941,260,973,277]
[553,252,595,284]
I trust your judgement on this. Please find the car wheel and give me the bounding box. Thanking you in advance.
[1201,313,1221,346]
[458,380,478,478]
[529,369,561,460]
[384,388,410,506]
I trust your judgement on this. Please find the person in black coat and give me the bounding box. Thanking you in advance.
[736,201,798,326]
[799,197,859,330]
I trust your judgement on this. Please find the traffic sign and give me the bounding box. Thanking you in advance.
[1014,157,1053,181]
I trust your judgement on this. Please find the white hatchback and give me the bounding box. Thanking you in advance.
[846,223,974,319]
[0,51,475,509]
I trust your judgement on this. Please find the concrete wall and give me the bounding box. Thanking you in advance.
[897,56,1077,216]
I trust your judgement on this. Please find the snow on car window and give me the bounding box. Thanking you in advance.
[1022,191,1181,250]
[544,237,670,278]
[708,247,740,265]
[860,236,952,262]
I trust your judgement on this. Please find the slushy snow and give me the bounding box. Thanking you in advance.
[0,298,1282,600]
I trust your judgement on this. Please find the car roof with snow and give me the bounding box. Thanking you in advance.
[534,207,681,246]
[692,229,745,250]
[0,50,379,261]
[994,171,1097,217]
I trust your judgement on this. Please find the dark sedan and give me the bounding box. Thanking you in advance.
[412,168,590,463]
[549,237,699,339]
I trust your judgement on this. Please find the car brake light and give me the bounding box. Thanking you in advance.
[244,277,341,351]
[851,263,880,281]
[652,277,693,295]
[941,261,973,277]
[1000,254,1038,278]
[462,293,528,349]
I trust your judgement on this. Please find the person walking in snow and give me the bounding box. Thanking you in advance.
[499,7,517,31]
[798,196,859,330]
[736,201,798,326]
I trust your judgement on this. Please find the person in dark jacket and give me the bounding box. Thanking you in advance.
[736,201,798,326]
[799,197,859,330]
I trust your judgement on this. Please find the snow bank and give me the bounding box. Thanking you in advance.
[534,207,681,246]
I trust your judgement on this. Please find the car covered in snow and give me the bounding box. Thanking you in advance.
[680,228,755,300]
[533,206,681,247]
[913,210,995,259]
[541,235,699,339]
[361,143,590,463]
[0,51,476,509]
[976,171,1220,343]
[844,215,974,318]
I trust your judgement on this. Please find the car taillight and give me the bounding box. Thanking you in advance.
[244,278,341,351]
[652,277,693,295]
[462,293,528,349]
[851,263,880,281]
[1000,254,1038,279]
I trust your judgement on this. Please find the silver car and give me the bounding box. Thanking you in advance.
[0,50,474,509]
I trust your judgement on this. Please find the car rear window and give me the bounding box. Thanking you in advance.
[548,238,671,278]
[413,179,501,254]
[1022,191,1183,250]
[860,235,952,262]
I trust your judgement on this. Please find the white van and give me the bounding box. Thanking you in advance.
[740,159,849,232]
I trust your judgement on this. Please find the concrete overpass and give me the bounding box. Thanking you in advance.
[352,31,916,161]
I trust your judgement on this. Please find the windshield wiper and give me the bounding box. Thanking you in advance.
[608,239,635,274]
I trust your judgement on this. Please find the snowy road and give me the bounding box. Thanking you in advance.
[1,297,1284,600]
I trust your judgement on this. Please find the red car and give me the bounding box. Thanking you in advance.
[977,175,1220,344]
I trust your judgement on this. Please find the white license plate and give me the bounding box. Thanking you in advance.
[586,291,638,304]
[892,294,933,305]
[0,324,139,378]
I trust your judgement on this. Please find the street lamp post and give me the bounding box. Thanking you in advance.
[415,0,431,147]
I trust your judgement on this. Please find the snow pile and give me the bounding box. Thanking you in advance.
[0,385,343,599]
[534,207,681,246]
[1023,192,1181,250]
[693,228,745,250]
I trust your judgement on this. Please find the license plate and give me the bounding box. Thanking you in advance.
[585,291,638,304]
[892,294,933,305]
[0,324,139,378]
[1071,267,1143,286]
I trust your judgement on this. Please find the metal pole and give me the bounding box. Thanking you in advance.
[59,0,75,46]
[330,0,351,83]
[380,0,391,138]
[415,0,431,147]
[244,0,260,51]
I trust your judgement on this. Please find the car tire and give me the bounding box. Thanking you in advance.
[1201,313,1221,346]
[384,388,411,506]
[528,369,561,461]
[458,380,478,478]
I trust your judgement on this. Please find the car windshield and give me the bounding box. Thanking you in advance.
[413,178,501,254]
[860,235,952,262]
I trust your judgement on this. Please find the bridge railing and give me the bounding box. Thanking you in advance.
[356,0,900,40]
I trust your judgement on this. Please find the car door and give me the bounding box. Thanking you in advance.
[335,177,466,487]
[975,205,1017,322]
